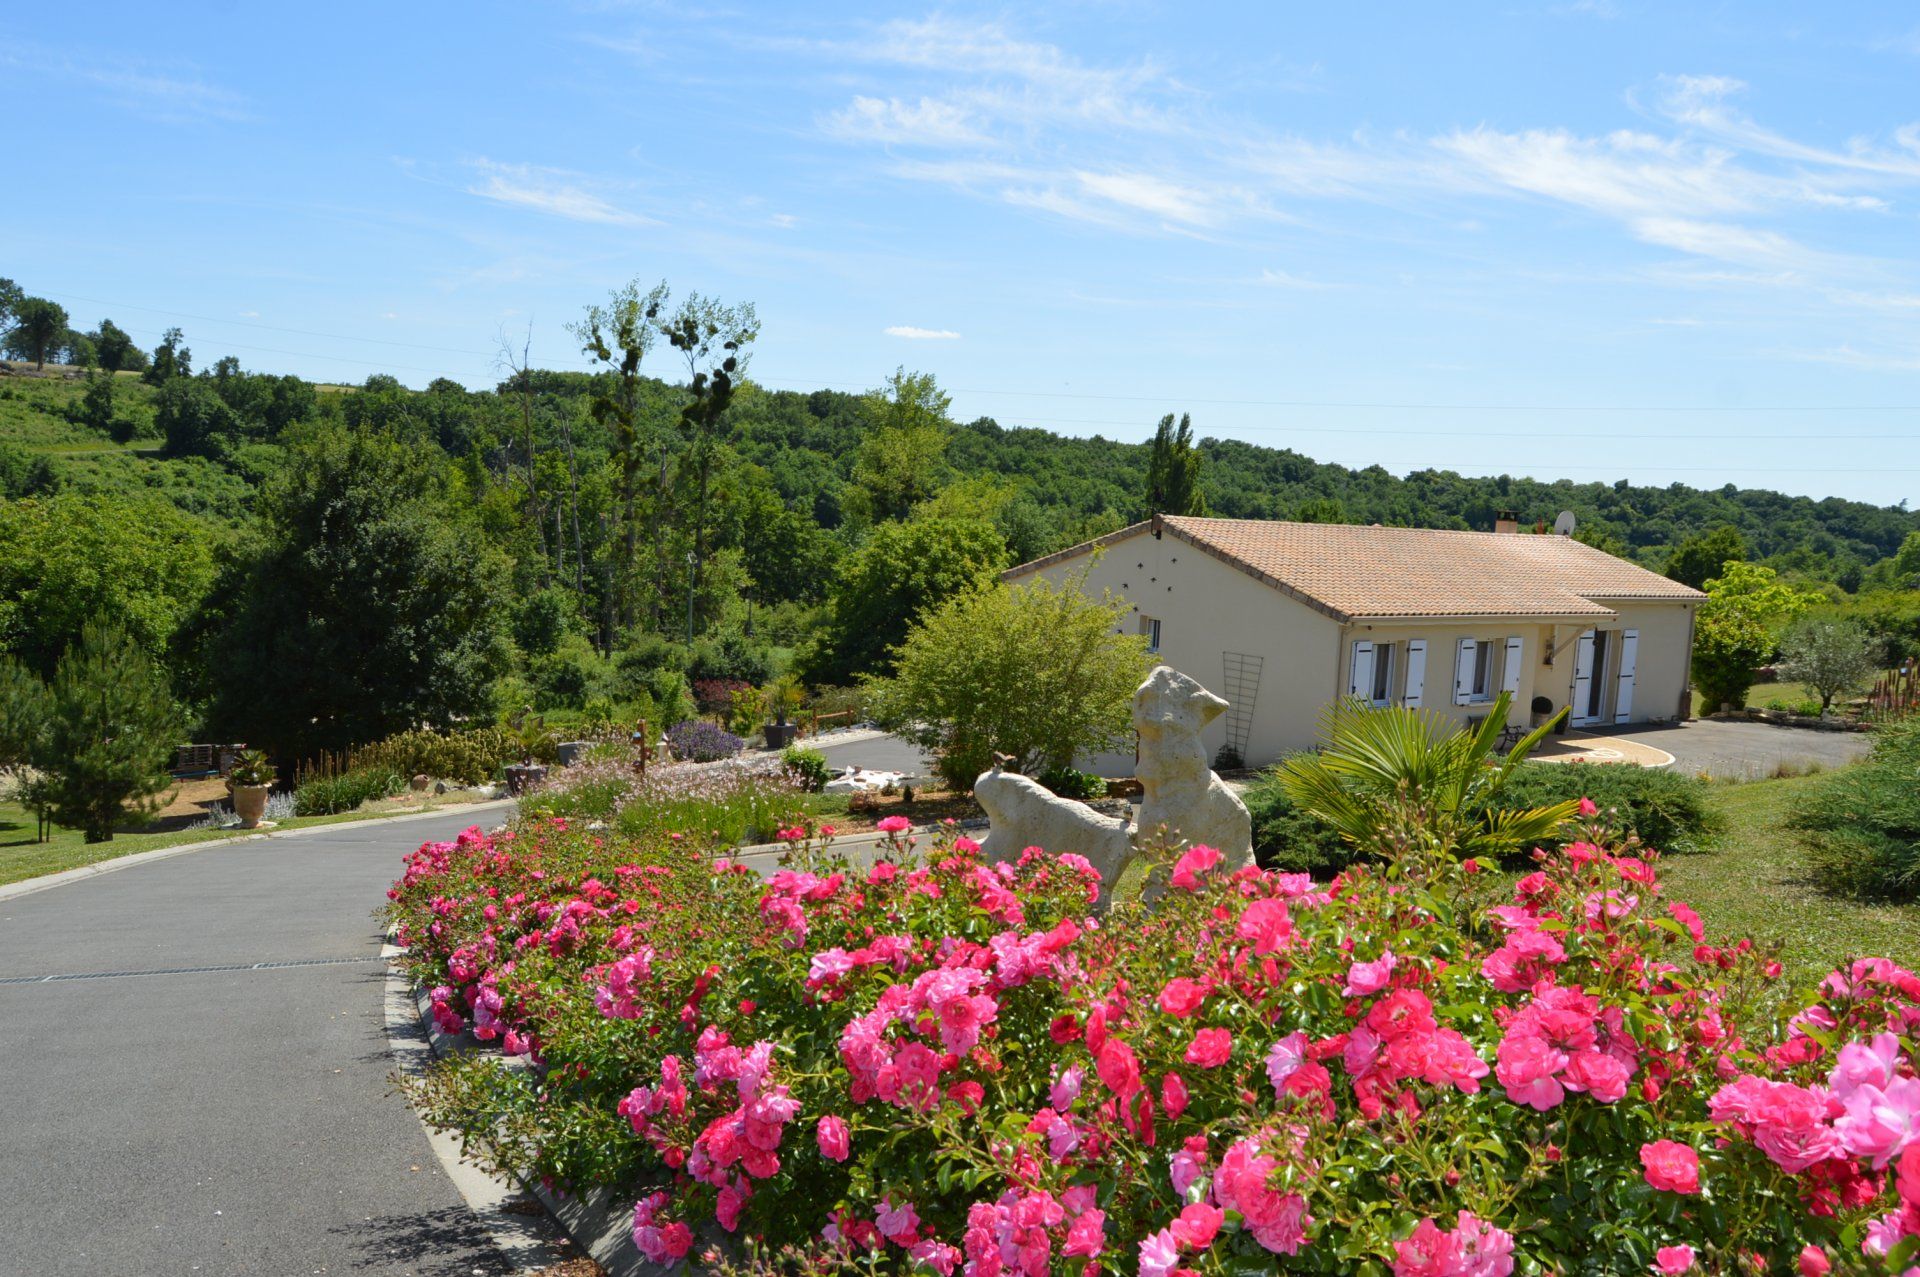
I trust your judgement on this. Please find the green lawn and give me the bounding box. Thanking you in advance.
[1693,679,1821,716]
[1657,773,1920,986]
[0,796,498,889]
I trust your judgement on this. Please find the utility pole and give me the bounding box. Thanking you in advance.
[685,550,696,645]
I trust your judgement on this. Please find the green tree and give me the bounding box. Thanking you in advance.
[0,277,22,338]
[75,372,116,434]
[1778,616,1881,712]
[199,425,510,759]
[156,377,243,458]
[1275,691,1575,863]
[847,369,952,525]
[1690,562,1819,710]
[572,279,670,634]
[0,442,57,499]
[795,517,1008,685]
[3,297,69,369]
[143,327,191,384]
[0,657,46,767]
[0,493,219,678]
[1892,530,1920,591]
[1145,412,1207,517]
[28,618,180,842]
[658,290,758,634]
[1665,525,1746,590]
[1294,496,1347,524]
[864,574,1153,789]
[91,319,145,373]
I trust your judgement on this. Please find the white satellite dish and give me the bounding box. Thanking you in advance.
[1552,510,1577,537]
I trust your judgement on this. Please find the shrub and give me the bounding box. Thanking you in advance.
[391,803,1920,1272]
[863,574,1151,791]
[693,678,751,717]
[666,719,745,763]
[1037,765,1106,801]
[1778,616,1881,712]
[528,638,608,711]
[294,766,404,816]
[1242,764,1359,874]
[688,629,775,686]
[352,726,525,785]
[1467,760,1726,856]
[1794,719,1920,898]
[780,745,831,793]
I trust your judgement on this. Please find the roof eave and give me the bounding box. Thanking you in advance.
[1000,520,1153,582]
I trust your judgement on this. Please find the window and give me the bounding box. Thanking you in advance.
[1471,639,1495,701]
[1368,642,1394,705]
[1141,615,1161,654]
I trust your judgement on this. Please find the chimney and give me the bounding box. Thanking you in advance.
[1493,510,1519,535]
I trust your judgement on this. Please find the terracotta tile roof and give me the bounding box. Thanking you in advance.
[1007,516,1704,621]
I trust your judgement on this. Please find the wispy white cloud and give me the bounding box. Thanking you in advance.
[1256,268,1334,289]
[465,158,657,226]
[885,325,960,339]
[1,44,251,124]
[826,95,993,147]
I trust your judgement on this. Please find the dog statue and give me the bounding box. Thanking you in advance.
[974,765,1133,894]
[973,667,1253,900]
[1131,666,1253,868]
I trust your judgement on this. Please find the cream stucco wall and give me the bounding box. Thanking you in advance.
[1017,531,1698,770]
[1020,528,1343,771]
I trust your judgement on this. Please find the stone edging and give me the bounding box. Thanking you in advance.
[1705,709,1872,733]
[0,799,517,904]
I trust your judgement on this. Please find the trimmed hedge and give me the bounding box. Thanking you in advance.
[1243,763,1358,875]
[1794,719,1920,899]
[352,726,531,786]
[1469,761,1727,856]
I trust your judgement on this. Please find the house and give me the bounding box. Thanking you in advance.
[1003,514,1706,770]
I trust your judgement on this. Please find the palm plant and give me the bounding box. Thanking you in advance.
[1276,691,1575,863]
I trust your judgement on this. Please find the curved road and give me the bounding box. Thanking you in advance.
[0,810,517,1277]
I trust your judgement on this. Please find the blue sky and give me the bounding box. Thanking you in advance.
[8,3,1920,507]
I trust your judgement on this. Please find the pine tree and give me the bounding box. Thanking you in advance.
[33,618,180,842]
[1145,412,1207,517]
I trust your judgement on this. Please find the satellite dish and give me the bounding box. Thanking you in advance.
[1552,510,1577,537]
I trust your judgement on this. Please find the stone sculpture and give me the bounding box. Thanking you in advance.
[1131,666,1254,866]
[973,666,1254,901]
[974,767,1133,889]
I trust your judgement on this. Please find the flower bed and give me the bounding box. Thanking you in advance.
[390,810,1920,1274]
[519,753,803,848]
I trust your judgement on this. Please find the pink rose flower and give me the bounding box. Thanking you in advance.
[1170,844,1222,890]
[1170,1202,1223,1250]
[1157,977,1210,1018]
[1236,898,1293,955]
[1185,1027,1233,1069]
[1653,1245,1695,1274]
[816,1114,850,1162]
[1343,949,1397,997]
[876,815,911,833]
[1639,1141,1700,1194]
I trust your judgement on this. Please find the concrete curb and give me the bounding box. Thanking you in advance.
[392,949,659,1277]
[381,948,574,1275]
[0,799,517,905]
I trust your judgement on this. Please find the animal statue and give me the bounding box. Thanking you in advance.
[973,766,1133,896]
[973,666,1254,902]
[1131,666,1254,868]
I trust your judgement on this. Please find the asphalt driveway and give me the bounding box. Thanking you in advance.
[1612,718,1873,778]
[0,811,517,1277]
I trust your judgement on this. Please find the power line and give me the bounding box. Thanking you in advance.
[45,290,1920,414]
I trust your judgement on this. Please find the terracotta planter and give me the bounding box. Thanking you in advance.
[231,784,270,829]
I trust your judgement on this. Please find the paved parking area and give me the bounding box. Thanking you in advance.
[1610,718,1873,778]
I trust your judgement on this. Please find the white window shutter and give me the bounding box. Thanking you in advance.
[1613,629,1639,723]
[1347,640,1374,700]
[1571,631,1596,725]
[1502,635,1524,695]
[1454,639,1476,705]
[1403,640,1427,708]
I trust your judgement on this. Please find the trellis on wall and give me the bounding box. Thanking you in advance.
[1219,651,1263,763]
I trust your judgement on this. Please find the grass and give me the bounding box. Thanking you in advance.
[0,370,156,452]
[1693,679,1821,716]
[0,793,501,889]
[1652,773,1920,986]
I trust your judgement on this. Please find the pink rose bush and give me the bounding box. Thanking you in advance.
[391,807,1920,1273]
